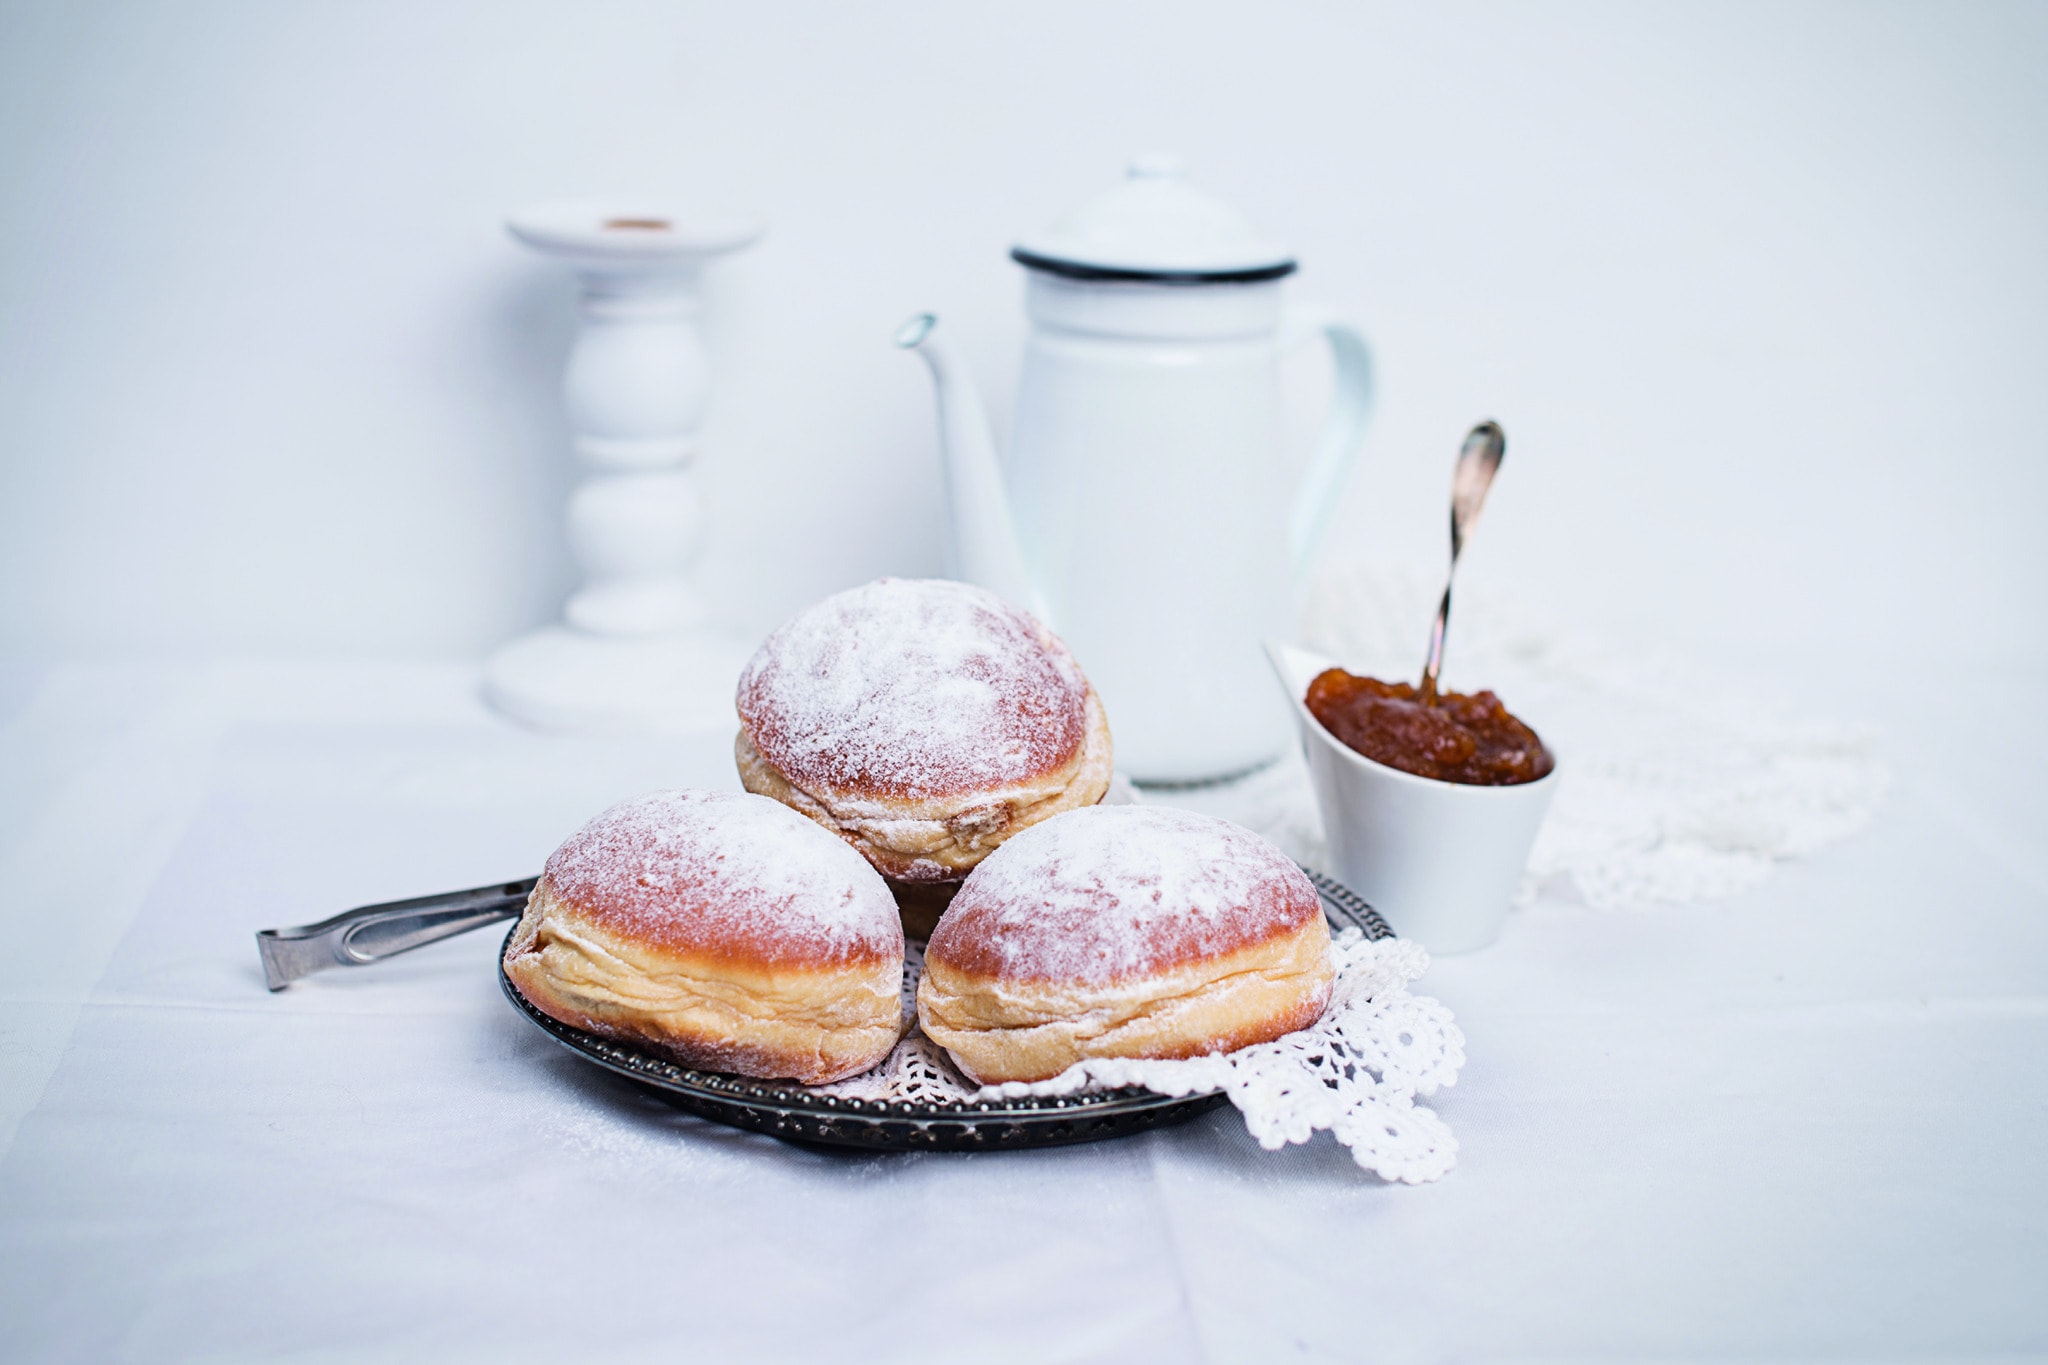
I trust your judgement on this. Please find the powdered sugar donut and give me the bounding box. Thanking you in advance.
[503,789,904,1085]
[735,578,1113,934]
[917,805,1334,1084]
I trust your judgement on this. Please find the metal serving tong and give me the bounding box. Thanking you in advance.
[256,877,538,991]
[256,865,1393,992]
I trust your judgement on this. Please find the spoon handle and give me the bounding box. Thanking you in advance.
[1419,581,1454,705]
[1418,421,1506,706]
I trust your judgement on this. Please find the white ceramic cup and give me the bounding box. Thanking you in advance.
[1265,643,1559,954]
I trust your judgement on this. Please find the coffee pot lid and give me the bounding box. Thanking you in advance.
[1011,155,1296,284]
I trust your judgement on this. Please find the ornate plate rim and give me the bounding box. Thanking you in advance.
[500,864,1390,1147]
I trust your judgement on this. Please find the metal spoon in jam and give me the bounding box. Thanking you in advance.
[1419,421,1506,705]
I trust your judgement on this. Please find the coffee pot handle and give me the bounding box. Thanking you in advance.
[1282,307,1376,583]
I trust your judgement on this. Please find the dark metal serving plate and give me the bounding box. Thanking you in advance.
[496,867,1392,1153]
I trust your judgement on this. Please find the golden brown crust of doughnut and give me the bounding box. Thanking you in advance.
[913,805,1336,1083]
[500,790,904,1085]
[917,914,1333,1085]
[737,579,1093,803]
[735,579,1114,889]
[735,688,1112,885]
[504,875,902,1086]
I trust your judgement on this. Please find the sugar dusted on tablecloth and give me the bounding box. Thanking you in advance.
[737,578,1088,801]
[930,805,1322,985]
[542,789,901,965]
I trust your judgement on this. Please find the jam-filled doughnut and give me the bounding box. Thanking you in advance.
[916,805,1335,1085]
[502,789,904,1086]
[735,578,1113,935]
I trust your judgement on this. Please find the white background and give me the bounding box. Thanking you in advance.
[3,0,2044,677]
[3,9,2046,1358]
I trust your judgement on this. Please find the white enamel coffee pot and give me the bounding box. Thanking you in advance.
[898,156,1374,783]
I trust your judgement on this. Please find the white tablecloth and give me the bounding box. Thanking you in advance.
[1,661,2043,1362]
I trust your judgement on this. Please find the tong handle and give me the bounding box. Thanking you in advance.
[257,877,538,991]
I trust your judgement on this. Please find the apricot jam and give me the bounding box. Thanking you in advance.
[1304,668,1554,786]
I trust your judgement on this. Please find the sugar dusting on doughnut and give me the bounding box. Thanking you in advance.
[736,578,1088,802]
[539,789,901,967]
[929,805,1322,986]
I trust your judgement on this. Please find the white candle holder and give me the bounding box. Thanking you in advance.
[485,200,763,732]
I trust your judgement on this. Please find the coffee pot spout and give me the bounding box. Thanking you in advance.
[894,313,1042,618]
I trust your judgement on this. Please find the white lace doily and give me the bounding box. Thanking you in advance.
[1269,560,1891,910]
[816,933,1466,1184]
